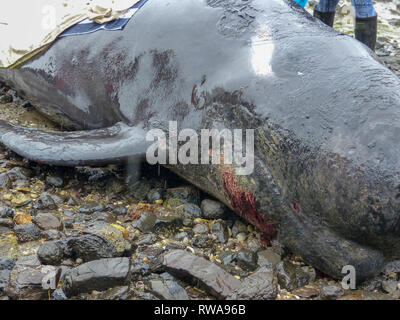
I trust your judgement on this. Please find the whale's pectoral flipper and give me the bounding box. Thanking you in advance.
[0,121,149,166]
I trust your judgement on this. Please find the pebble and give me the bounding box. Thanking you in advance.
[34,212,63,231]
[13,223,41,243]
[201,199,226,219]
[320,284,345,300]
[236,250,258,271]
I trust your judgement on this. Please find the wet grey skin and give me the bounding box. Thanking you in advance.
[1,0,400,281]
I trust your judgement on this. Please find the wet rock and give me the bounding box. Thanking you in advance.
[166,186,200,205]
[191,234,211,248]
[247,236,263,253]
[218,251,237,265]
[201,199,226,220]
[257,248,281,268]
[301,266,317,283]
[0,270,10,296]
[77,202,104,214]
[236,232,247,242]
[0,218,13,229]
[90,285,129,300]
[13,212,32,226]
[45,175,64,188]
[129,176,155,198]
[14,223,41,243]
[231,220,248,237]
[0,167,31,188]
[276,261,310,291]
[382,279,399,294]
[361,275,386,291]
[132,210,183,233]
[383,260,400,275]
[228,266,277,300]
[106,178,126,195]
[320,284,345,300]
[193,223,209,235]
[33,213,63,231]
[42,229,63,241]
[130,260,150,278]
[163,250,241,299]
[52,288,68,300]
[132,246,166,276]
[0,207,14,219]
[146,188,164,203]
[0,93,12,104]
[292,286,320,299]
[0,258,15,270]
[0,173,11,188]
[236,250,258,271]
[338,290,394,300]
[15,255,41,267]
[182,203,202,218]
[36,193,57,210]
[113,207,127,216]
[37,241,64,265]
[62,258,130,296]
[66,234,119,262]
[147,273,189,300]
[5,265,60,300]
[174,231,193,242]
[212,221,229,244]
[63,219,74,229]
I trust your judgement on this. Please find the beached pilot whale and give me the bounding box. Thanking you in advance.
[1,0,400,281]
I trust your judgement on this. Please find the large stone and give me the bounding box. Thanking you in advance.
[62,258,130,296]
[163,250,240,299]
[65,223,131,262]
[228,266,278,300]
[37,241,64,265]
[34,213,63,231]
[5,265,60,300]
[66,234,118,262]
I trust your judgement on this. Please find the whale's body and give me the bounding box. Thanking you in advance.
[1,0,400,280]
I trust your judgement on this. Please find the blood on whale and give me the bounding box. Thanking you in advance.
[221,169,276,239]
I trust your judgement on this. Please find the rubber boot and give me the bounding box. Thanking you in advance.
[313,10,335,28]
[354,15,377,51]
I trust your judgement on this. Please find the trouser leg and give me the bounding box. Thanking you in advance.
[314,0,340,27]
[352,0,377,50]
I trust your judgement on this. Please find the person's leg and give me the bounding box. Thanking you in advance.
[352,0,377,50]
[314,0,340,27]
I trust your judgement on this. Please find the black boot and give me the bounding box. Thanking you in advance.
[313,10,335,28]
[355,15,377,51]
